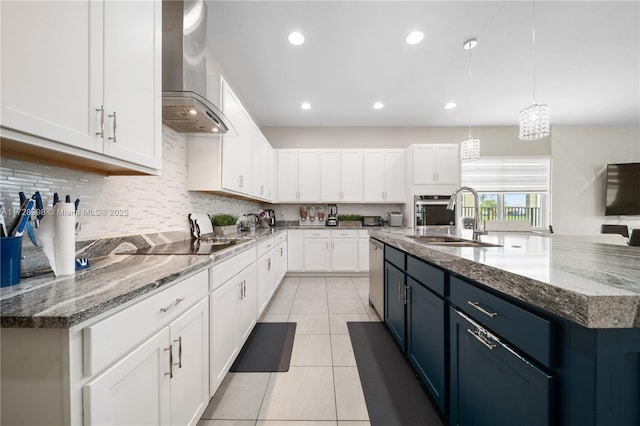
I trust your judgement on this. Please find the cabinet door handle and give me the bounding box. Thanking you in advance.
[108,111,117,142]
[467,328,496,350]
[267,258,271,270]
[467,301,498,318]
[404,285,409,304]
[173,337,182,368]
[95,105,105,138]
[280,247,283,256]
[165,345,173,378]
[160,297,185,313]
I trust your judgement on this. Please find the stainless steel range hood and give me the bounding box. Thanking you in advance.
[162,0,232,134]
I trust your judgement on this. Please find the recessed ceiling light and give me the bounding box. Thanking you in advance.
[463,38,478,50]
[300,102,311,110]
[445,102,457,109]
[189,109,197,115]
[405,30,424,45]
[288,31,305,45]
[373,102,384,110]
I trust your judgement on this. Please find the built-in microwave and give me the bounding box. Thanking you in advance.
[415,195,455,231]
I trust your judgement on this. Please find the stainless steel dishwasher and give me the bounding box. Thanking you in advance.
[369,238,384,319]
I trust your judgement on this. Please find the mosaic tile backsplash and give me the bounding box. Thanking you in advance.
[0,128,261,241]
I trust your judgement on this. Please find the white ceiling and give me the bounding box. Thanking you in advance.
[206,1,640,128]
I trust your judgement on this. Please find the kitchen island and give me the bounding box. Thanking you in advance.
[370,228,640,426]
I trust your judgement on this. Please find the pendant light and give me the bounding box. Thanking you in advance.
[461,38,480,162]
[519,0,550,141]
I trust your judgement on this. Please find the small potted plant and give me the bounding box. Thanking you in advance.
[211,214,238,236]
[337,214,363,228]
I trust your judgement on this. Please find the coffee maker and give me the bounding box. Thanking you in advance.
[326,204,338,227]
[266,209,276,227]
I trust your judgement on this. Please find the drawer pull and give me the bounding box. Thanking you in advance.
[467,328,496,351]
[174,337,183,368]
[467,300,498,318]
[165,345,173,378]
[160,297,186,313]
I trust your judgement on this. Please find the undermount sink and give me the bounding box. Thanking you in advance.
[406,235,502,248]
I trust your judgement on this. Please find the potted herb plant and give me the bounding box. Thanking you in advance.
[337,214,363,228]
[211,214,238,236]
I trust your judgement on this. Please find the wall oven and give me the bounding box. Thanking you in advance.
[415,195,455,231]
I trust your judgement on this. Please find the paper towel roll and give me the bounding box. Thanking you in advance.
[39,203,76,276]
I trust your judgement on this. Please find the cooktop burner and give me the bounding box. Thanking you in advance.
[129,239,237,255]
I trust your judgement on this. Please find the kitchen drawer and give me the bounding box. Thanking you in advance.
[257,236,275,258]
[304,229,329,238]
[450,275,553,368]
[275,231,287,245]
[384,244,405,270]
[210,246,257,291]
[332,229,358,238]
[83,270,208,377]
[406,255,445,297]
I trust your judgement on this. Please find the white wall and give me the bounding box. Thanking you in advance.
[551,125,640,234]
[263,125,551,156]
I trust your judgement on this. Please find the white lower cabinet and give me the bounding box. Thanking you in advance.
[274,236,288,284]
[303,231,331,271]
[287,229,305,271]
[83,297,209,426]
[289,229,365,272]
[209,249,258,395]
[83,327,170,425]
[331,230,359,272]
[358,233,370,272]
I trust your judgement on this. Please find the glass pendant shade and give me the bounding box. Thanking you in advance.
[461,137,480,162]
[519,103,550,141]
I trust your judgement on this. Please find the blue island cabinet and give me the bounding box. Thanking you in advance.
[449,307,554,426]
[384,245,448,413]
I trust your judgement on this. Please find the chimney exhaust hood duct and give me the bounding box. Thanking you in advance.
[162,0,233,134]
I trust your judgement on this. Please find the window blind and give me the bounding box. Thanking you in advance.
[461,157,550,192]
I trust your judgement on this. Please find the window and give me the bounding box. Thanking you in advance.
[460,157,550,230]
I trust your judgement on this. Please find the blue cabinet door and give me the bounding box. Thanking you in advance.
[450,307,554,426]
[407,277,446,412]
[385,261,406,349]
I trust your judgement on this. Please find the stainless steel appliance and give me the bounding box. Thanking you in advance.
[369,238,384,318]
[162,1,233,134]
[326,204,338,227]
[415,195,455,232]
[388,211,403,227]
[362,216,383,227]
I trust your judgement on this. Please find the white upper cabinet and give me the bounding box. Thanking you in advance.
[251,125,271,201]
[276,150,320,202]
[220,80,253,194]
[0,0,162,174]
[363,149,405,203]
[319,150,364,202]
[188,77,273,202]
[412,144,460,186]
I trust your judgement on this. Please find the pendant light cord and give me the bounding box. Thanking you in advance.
[531,0,537,103]
[468,45,472,138]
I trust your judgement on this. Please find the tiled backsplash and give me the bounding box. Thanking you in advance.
[0,128,261,241]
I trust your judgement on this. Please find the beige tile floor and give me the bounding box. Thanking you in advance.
[198,275,380,426]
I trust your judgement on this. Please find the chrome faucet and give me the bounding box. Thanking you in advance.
[447,186,487,241]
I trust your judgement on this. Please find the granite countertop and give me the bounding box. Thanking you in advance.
[0,228,286,329]
[370,228,640,329]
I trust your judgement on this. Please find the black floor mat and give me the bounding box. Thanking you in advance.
[347,322,445,426]
[230,322,296,372]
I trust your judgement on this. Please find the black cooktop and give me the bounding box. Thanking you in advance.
[130,239,237,255]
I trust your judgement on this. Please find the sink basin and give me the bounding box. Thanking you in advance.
[406,235,502,248]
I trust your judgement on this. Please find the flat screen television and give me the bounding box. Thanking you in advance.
[605,162,640,216]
